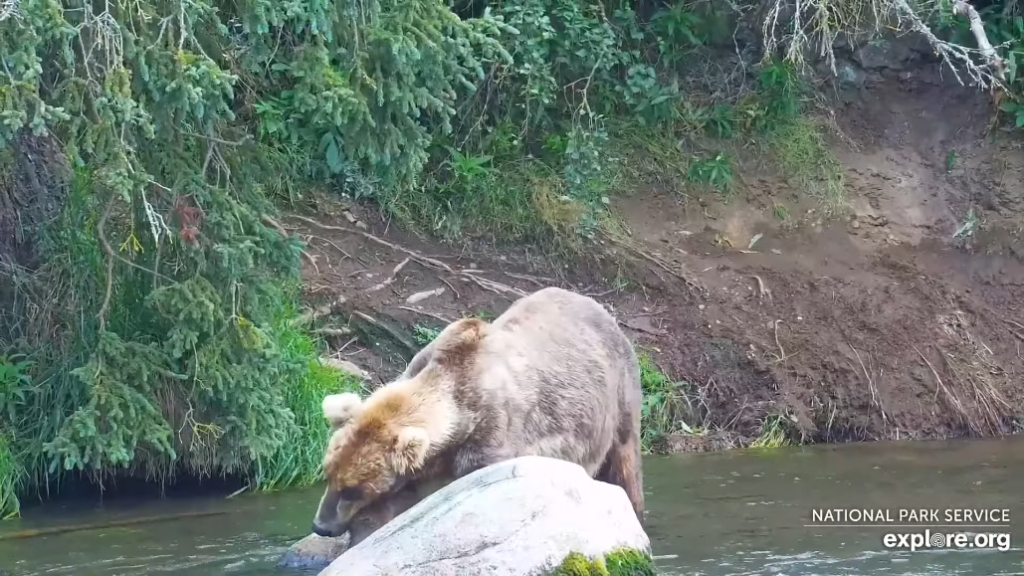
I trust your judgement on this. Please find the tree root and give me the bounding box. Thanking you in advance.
[349,310,420,358]
[291,215,527,299]
[367,257,411,293]
[293,295,347,327]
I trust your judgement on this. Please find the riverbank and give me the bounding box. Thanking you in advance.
[3,0,1024,517]
[287,61,1024,454]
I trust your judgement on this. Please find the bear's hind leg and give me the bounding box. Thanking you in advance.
[596,436,645,525]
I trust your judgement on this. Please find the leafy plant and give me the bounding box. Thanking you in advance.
[413,324,443,347]
[652,3,709,51]
[687,153,734,193]
[637,351,699,453]
[0,354,32,424]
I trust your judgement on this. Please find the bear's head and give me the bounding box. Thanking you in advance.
[311,391,431,538]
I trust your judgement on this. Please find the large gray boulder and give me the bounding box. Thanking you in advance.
[319,455,651,576]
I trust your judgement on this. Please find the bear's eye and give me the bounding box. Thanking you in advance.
[339,486,364,501]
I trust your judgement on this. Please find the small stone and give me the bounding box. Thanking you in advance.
[320,358,370,380]
[278,533,350,570]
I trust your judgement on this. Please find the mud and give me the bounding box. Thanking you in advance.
[288,64,1024,452]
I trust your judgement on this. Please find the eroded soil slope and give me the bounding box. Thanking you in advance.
[288,68,1024,451]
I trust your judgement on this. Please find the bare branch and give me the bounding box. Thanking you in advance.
[761,0,1008,90]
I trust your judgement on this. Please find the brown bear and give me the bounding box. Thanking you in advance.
[343,479,438,547]
[311,286,644,539]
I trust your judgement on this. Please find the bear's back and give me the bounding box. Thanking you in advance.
[463,287,638,475]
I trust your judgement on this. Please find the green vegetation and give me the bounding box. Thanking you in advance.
[766,118,846,215]
[413,324,445,348]
[638,352,701,453]
[552,547,657,576]
[251,319,366,491]
[749,413,801,449]
[1,0,1019,519]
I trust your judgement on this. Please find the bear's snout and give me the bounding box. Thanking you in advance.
[311,522,339,538]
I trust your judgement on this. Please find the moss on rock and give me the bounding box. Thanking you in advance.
[550,547,657,576]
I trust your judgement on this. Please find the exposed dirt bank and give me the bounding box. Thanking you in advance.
[288,66,1024,452]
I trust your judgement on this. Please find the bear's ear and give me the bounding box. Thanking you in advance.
[390,426,430,474]
[323,393,364,429]
[433,317,487,366]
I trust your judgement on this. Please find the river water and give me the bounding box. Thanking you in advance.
[1,437,1021,575]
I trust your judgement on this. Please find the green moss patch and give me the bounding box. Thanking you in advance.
[551,547,657,576]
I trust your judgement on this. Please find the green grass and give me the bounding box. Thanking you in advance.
[250,320,366,491]
[380,154,588,248]
[637,351,701,453]
[766,117,847,215]
[0,353,31,519]
[748,413,797,449]
[413,324,443,347]
[0,432,23,519]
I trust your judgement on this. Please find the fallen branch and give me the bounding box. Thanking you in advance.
[438,277,461,299]
[761,0,1006,90]
[264,213,320,273]
[293,295,348,326]
[314,327,353,337]
[406,287,446,304]
[503,271,558,287]
[302,251,319,274]
[291,215,454,272]
[315,235,353,260]
[397,306,454,324]
[952,0,1006,82]
[292,215,527,299]
[261,214,288,237]
[366,257,411,293]
[463,274,527,298]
